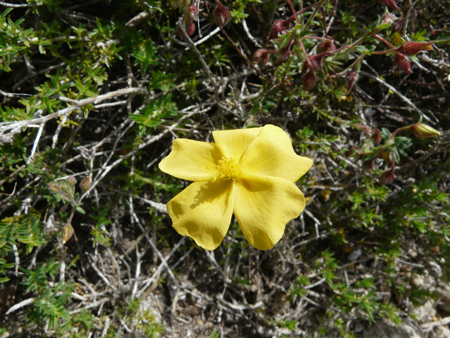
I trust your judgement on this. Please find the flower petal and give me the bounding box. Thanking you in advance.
[234,174,306,250]
[167,180,234,250]
[159,139,223,181]
[213,127,263,161]
[240,124,313,182]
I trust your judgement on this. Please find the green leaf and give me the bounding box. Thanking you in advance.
[131,39,161,74]
[76,207,85,214]
[149,70,177,92]
[376,23,391,31]
[129,94,178,129]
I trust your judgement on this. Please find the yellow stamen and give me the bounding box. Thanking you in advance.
[214,157,241,181]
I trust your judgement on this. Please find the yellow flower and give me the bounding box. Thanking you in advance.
[159,125,313,250]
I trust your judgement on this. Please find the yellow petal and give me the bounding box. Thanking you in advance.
[167,180,234,250]
[213,127,263,161]
[159,139,223,181]
[240,125,313,182]
[234,174,306,250]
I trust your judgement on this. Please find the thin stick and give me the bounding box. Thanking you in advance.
[27,122,45,164]
[0,1,34,7]
[6,298,35,315]
[360,71,433,122]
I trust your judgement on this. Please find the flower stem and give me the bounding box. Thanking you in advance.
[330,32,371,54]
[372,33,395,49]
[285,0,300,24]
[391,126,411,139]
[303,0,326,31]
[371,49,398,55]
[297,38,313,69]
[304,36,335,42]
[286,1,323,24]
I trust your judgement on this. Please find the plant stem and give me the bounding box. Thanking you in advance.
[391,126,411,138]
[297,38,313,69]
[372,49,397,55]
[372,33,395,49]
[286,0,300,24]
[285,1,323,23]
[303,0,326,31]
[304,36,333,41]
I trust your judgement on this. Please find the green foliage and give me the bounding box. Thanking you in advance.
[210,328,220,338]
[149,70,177,92]
[0,258,14,283]
[129,94,179,132]
[65,309,96,337]
[0,209,46,256]
[276,318,298,330]
[132,39,161,74]
[90,207,112,248]
[0,8,34,72]
[229,0,261,23]
[21,259,75,331]
[136,309,165,338]
[290,274,309,298]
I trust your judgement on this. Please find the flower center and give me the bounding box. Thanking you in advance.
[214,157,241,181]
